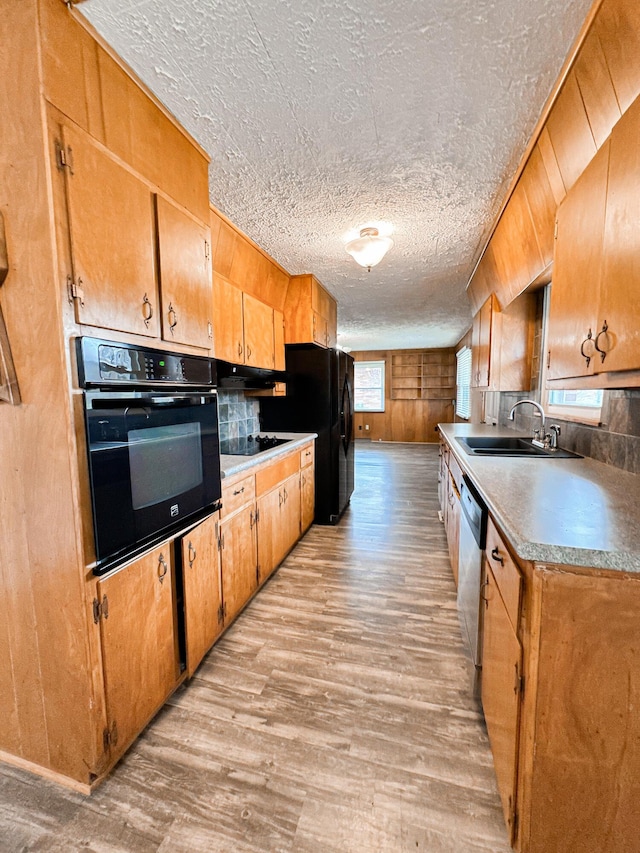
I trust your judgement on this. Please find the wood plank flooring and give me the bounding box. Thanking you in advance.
[0,441,511,852]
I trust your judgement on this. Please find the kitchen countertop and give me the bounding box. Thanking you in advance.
[220,432,317,479]
[438,423,640,573]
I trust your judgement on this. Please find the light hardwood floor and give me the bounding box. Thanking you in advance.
[0,441,511,852]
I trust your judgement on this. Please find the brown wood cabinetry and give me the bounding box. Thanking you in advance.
[390,351,455,401]
[481,518,524,844]
[57,122,159,339]
[219,504,258,625]
[284,274,337,348]
[471,293,535,391]
[439,433,640,853]
[156,196,213,350]
[212,273,281,368]
[439,440,461,586]
[256,461,302,584]
[549,93,640,384]
[96,545,179,765]
[181,513,223,677]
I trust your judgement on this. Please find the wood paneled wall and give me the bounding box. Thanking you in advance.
[352,349,455,443]
[468,0,640,314]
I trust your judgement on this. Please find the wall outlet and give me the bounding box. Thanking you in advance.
[358,424,362,430]
[365,424,370,431]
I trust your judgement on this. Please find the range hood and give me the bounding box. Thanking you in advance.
[215,359,287,390]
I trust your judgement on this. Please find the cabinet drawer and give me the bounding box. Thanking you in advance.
[485,516,522,631]
[256,452,299,496]
[448,452,463,494]
[221,472,255,518]
[300,443,315,469]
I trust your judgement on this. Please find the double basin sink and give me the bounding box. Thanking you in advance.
[456,435,582,458]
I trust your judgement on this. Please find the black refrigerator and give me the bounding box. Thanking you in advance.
[259,345,354,524]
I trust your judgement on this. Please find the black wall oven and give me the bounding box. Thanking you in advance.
[77,337,222,575]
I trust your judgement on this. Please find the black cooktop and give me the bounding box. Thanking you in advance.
[220,435,290,456]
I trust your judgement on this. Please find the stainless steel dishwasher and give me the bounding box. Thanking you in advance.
[457,474,488,690]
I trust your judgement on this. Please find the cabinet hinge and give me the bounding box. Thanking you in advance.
[514,662,524,696]
[67,274,85,306]
[103,721,118,751]
[55,139,74,175]
[512,808,519,840]
[217,603,224,624]
[207,320,213,340]
[554,220,558,240]
[547,350,551,370]
[92,594,109,623]
[204,240,210,262]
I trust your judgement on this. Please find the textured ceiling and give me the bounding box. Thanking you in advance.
[80,0,593,351]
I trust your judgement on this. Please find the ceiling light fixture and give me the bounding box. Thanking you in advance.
[345,227,393,272]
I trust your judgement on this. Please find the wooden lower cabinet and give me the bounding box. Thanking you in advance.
[96,545,179,764]
[481,561,523,843]
[301,466,315,532]
[181,513,224,677]
[220,503,258,625]
[445,473,460,587]
[257,471,301,584]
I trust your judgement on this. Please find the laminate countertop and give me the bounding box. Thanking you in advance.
[220,432,317,479]
[438,423,640,573]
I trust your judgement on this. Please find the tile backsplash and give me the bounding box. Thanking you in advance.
[217,390,260,442]
[497,389,640,475]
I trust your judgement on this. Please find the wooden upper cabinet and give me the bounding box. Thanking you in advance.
[599,93,640,373]
[97,545,178,764]
[491,182,544,303]
[212,274,244,363]
[58,123,159,338]
[547,139,611,381]
[519,144,559,269]
[285,274,337,348]
[273,309,285,370]
[243,293,275,369]
[156,196,213,350]
[472,293,534,391]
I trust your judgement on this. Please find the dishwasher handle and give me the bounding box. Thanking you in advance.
[460,475,488,549]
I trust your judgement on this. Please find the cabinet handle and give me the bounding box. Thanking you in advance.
[490,546,504,566]
[187,541,196,568]
[167,302,178,334]
[250,510,256,529]
[594,321,609,363]
[157,553,168,583]
[580,330,593,368]
[142,293,153,328]
[283,487,288,503]
[279,491,283,508]
[237,342,243,357]
[246,344,252,359]
[233,486,245,496]
[480,576,490,609]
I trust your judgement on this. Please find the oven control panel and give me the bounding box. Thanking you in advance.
[76,337,214,387]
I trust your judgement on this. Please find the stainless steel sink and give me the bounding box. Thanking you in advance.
[456,436,582,458]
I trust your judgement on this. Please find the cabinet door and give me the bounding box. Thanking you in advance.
[273,309,285,371]
[446,473,460,587]
[312,312,328,347]
[213,275,244,363]
[301,467,315,533]
[220,504,258,625]
[97,545,178,762]
[243,293,274,368]
[156,196,213,350]
[547,139,610,380]
[481,563,523,844]
[256,486,281,585]
[599,94,640,373]
[282,472,301,554]
[181,514,223,677]
[471,296,492,388]
[60,124,159,337]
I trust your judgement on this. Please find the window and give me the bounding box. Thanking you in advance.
[455,347,472,419]
[354,361,385,412]
[546,389,603,424]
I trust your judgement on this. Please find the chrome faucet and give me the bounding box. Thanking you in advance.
[508,399,546,441]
